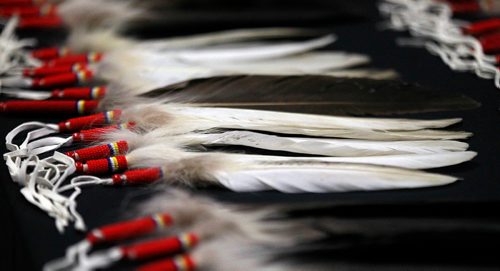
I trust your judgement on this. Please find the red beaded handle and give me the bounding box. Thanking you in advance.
[86,213,173,245]
[72,123,133,142]
[112,167,162,185]
[50,86,107,100]
[464,18,500,36]
[75,155,128,174]
[479,32,500,53]
[23,63,86,77]
[31,47,70,60]
[449,2,480,13]
[66,140,128,161]
[0,0,46,6]
[45,52,103,66]
[19,16,63,28]
[121,233,199,260]
[31,69,93,88]
[0,4,56,16]
[57,110,121,132]
[137,255,196,271]
[0,100,98,115]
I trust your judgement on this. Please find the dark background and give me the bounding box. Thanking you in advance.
[1,1,500,270]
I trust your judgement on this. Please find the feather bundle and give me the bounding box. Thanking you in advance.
[0,2,478,238]
[52,141,464,194]
[45,189,500,271]
[43,189,313,271]
[3,31,398,99]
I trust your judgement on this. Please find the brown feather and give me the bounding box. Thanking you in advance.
[145,75,480,116]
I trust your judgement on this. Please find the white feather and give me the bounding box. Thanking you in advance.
[94,35,342,94]
[229,151,477,169]
[122,105,471,140]
[178,131,470,156]
[195,52,370,73]
[123,143,462,192]
[65,27,316,53]
[169,106,461,130]
[99,51,369,93]
[101,35,336,70]
[213,164,457,193]
[171,34,336,63]
[139,27,318,51]
[98,128,474,163]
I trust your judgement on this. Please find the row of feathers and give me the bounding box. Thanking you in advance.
[0,1,483,270]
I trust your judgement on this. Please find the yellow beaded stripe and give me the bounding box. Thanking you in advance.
[72,63,84,72]
[77,100,86,115]
[40,4,53,16]
[119,123,129,129]
[107,156,120,172]
[77,71,89,82]
[179,234,195,250]
[88,52,99,63]
[152,214,167,229]
[107,142,120,156]
[91,87,103,99]
[173,255,191,271]
[59,47,69,56]
[104,110,114,123]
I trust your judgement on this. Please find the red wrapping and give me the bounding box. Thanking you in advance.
[57,110,121,132]
[76,155,128,174]
[66,140,129,161]
[86,213,173,245]
[31,47,69,60]
[112,167,162,185]
[0,100,98,115]
[31,70,93,88]
[449,2,480,13]
[31,72,77,87]
[45,53,103,66]
[137,255,196,271]
[0,0,46,6]
[121,233,198,260]
[0,4,56,16]
[51,86,106,100]
[480,32,500,53]
[463,18,500,36]
[23,63,85,77]
[19,16,62,28]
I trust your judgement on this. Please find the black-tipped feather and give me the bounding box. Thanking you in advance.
[146,75,480,116]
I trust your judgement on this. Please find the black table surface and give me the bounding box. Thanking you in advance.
[1,4,500,271]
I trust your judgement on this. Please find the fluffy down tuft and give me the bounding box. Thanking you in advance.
[59,0,143,31]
